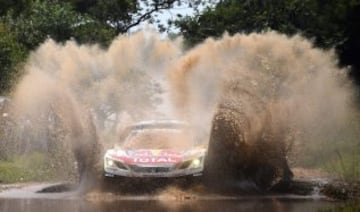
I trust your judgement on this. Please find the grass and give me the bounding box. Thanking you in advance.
[0,152,63,183]
[294,109,360,183]
[320,200,360,212]
[321,147,360,182]
[0,161,25,183]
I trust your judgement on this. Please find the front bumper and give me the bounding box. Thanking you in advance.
[104,166,203,178]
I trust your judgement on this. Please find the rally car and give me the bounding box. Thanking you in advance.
[103,120,206,179]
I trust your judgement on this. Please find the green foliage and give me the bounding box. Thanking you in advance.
[72,19,117,46]
[0,0,118,93]
[176,0,360,78]
[320,115,360,181]
[329,201,360,211]
[322,148,360,181]
[0,0,204,94]
[0,152,60,183]
[0,0,32,16]
[0,23,26,94]
[62,0,207,33]
[85,0,137,33]
[0,161,24,183]
[176,0,351,46]
[295,110,360,181]
[5,1,115,50]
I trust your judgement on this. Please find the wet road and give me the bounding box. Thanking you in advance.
[0,183,340,212]
[0,198,339,212]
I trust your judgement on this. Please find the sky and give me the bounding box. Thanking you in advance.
[131,1,217,36]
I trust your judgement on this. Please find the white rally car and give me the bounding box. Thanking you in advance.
[104,120,206,178]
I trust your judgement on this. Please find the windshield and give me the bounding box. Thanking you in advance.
[122,128,195,150]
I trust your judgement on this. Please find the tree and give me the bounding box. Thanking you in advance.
[4,1,117,50]
[175,0,360,82]
[0,0,214,93]
[64,0,215,34]
[0,0,32,16]
[338,3,360,82]
[0,23,26,93]
[0,0,117,92]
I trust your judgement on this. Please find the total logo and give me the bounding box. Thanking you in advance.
[132,157,181,164]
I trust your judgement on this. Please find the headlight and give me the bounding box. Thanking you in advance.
[105,158,115,167]
[178,157,203,169]
[190,158,201,168]
[105,157,128,170]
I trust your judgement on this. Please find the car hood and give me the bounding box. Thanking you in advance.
[105,148,206,165]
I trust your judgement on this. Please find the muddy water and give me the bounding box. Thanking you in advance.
[0,198,339,212]
[0,184,339,212]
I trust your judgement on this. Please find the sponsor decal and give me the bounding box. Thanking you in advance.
[111,156,182,164]
[110,149,183,164]
[126,150,182,157]
[133,157,180,163]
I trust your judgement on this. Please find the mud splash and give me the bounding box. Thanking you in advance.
[3,31,355,192]
[169,32,354,189]
[170,32,353,149]
[5,32,182,189]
